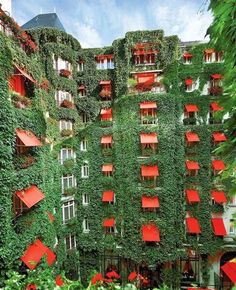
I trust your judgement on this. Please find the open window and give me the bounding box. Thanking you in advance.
[140,133,158,156]
[186,160,200,177]
[140,102,157,125]
[141,165,159,188]
[102,164,114,177]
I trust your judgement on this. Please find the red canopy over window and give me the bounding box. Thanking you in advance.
[183,53,192,59]
[101,135,112,144]
[185,104,199,112]
[79,84,85,90]
[212,218,226,236]
[14,63,36,84]
[47,211,55,222]
[140,102,157,109]
[185,79,193,86]
[186,217,201,234]
[212,160,225,171]
[186,160,200,170]
[211,74,222,79]
[21,239,56,270]
[142,196,159,208]
[185,132,200,142]
[140,133,158,144]
[101,108,112,120]
[102,164,113,172]
[205,48,215,54]
[212,132,227,142]
[221,261,236,283]
[96,54,114,60]
[142,224,160,242]
[103,218,115,227]
[185,189,200,203]
[141,165,159,177]
[102,191,114,202]
[15,185,45,208]
[16,128,42,147]
[211,190,227,204]
[100,80,111,85]
[210,102,223,111]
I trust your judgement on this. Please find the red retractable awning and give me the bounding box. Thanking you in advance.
[185,104,199,112]
[140,133,158,144]
[186,160,200,170]
[79,84,85,90]
[142,196,159,208]
[101,108,112,115]
[185,189,200,203]
[47,211,55,222]
[211,74,222,79]
[100,80,111,85]
[212,132,227,142]
[185,132,200,142]
[102,191,114,202]
[101,135,112,144]
[212,218,226,236]
[14,63,36,84]
[102,164,113,172]
[103,218,115,227]
[140,101,157,109]
[46,248,56,266]
[210,102,223,111]
[183,53,192,59]
[16,128,42,147]
[185,79,193,86]
[141,165,159,177]
[212,160,225,171]
[15,185,45,208]
[186,217,201,234]
[221,261,236,283]
[205,48,215,54]
[96,54,114,60]
[211,191,227,204]
[142,224,160,242]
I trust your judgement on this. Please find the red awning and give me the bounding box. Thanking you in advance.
[185,189,200,203]
[212,132,227,142]
[15,185,45,208]
[21,239,55,270]
[133,49,158,55]
[96,54,114,60]
[16,128,42,147]
[185,132,200,142]
[185,79,193,86]
[100,80,111,85]
[102,164,113,172]
[186,217,201,234]
[212,218,226,236]
[211,74,222,79]
[141,165,159,177]
[185,104,199,112]
[102,191,114,202]
[221,261,236,283]
[183,53,192,59]
[211,190,227,204]
[142,196,159,208]
[140,133,158,144]
[79,84,85,90]
[142,224,160,242]
[186,160,200,170]
[140,102,157,109]
[101,135,112,144]
[103,218,115,227]
[205,48,215,54]
[101,108,112,115]
[210,102,223,111]
[14,63,36,84]
[212,160,225,171]
[47,211,55,222]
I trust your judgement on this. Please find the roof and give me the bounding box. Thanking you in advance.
[22,13,65,32]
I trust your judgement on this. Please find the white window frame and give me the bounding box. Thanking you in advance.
[65,234,77,250]
[82,193,90,206]
[59,148,75,165]
[78,62,84,72]
[55,90,73,106]
[83,218,90,233]
[81,162,89,178]
[62,200,76,224]
[61,175,76,194]
[80,138,88,151]
[229,219,236,234]
[186,83,194,92]
[59,120,73,131]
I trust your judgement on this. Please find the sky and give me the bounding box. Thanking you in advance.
[11,0,212,48]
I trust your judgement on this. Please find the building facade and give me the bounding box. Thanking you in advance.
[0,6,235,289]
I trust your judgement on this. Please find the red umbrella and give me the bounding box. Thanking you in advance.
[221,259,236,283]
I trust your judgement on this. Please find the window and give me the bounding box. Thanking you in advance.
[81,162,89,178]
[80,138,88,151]
[12,194,28,216]
[55,91,73,107]
[62,175,76,195]
[62,200,76,224]
[229,219,235,234]
[82,193,90,206]
[65,234,76,250]
[78,61,84,72]
[59,120,73,131]
[106,226,116,234]
[81,113,89,124]
[59,148,75,164]
[57,57,71,71]
[83,218,90,233]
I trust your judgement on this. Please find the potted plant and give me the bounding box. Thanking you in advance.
[60,99,74,109]
[60,69,71,78]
